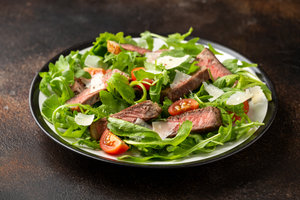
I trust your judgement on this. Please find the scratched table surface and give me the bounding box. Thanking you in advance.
[1,0,300,199]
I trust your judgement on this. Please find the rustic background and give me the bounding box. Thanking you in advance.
[1,0,300,199]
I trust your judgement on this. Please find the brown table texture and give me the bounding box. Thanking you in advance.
[1,0,300,199]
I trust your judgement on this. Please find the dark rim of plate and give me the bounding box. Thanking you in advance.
[29,38,278,168]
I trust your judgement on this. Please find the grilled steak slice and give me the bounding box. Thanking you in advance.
[107,40,151,55]
[66,69,128,106]
[161,67,209,102]
[67,88,100,105]
[167,106,222,137]
[196,48,232,80]
[70,79,85,95]
[111,100,162,123]
[90,118,108,140]
[90,100,162,140]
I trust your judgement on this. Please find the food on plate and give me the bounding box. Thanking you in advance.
[39,28,272,162]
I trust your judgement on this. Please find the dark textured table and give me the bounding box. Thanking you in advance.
[1,0,300,199]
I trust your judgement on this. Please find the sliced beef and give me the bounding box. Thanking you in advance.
[121,43,151,55]
[107,40,151,55]
[90,100,162,140]
[111,100,162,123]
[66,88,100,105]
[161,67,209,102]
[70,78,85,95]
[196,48,232,80]
[167,106,222,137]
[90,118,108,140]
[66,69,128,106]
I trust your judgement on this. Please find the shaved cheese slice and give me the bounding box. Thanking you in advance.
[152,121,178,139]
[247,86,268,122]
[88,73,106,92]
[203,82,224,102]
[146,52,162,64]
[170,70,191,89]
[84,55,101,68]
[75,113,95,126]
[226,89,253,105]
[248,86,267,104]
[226,86,266,105]
[134,118,153,130]
[156,55,189,69]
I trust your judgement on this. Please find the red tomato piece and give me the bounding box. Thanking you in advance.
[231,101,250,121]
[131,67,154,90]
[168,99,199,116]
[100,129,129,155]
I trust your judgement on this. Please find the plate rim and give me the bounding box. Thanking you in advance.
[29,38,278,168]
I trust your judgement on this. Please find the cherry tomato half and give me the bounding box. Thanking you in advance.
[230,101,250,121]
[84,67,106,76]
[131,67,154,90]
[168,99,199,116]
[100,129,129,155]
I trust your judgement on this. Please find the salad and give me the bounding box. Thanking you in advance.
[39,28,272,162]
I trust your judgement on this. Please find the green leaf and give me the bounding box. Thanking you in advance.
[106,73,135,104]
[241,61,258,68]
[74,69,91,79]
[123,120,192,147]
[98,90,128,115]
[107,117,161,140]
[50,77,74,103]
[160,49,186,57]
[208,43,223,55]
[39,72,52,96]
[73,137,100,149]
[139,31,154,50]
[41,94,62,122]
[90,32,136,57]
[149,78,163,103]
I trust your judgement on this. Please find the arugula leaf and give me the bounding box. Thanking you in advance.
[107,117,161,141]
[97,90,128,115]
[149,78,163,103]
[119,132,220,162]
[41,94,62,122]
[50,76,74,103]
[39,72,52,96]
[90,32,136,57]
[207,43,223,55]
[104,51,146,74]
[139,31,154,50]
[123,120,192,147]
[106,73,135,104]
[160,49,186,57]
[161,97,173,118]
[39,51,91,102]
[223,59,258,74]
[73,137,100,149]
[150,27,204,56]
[187,61,200,74]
